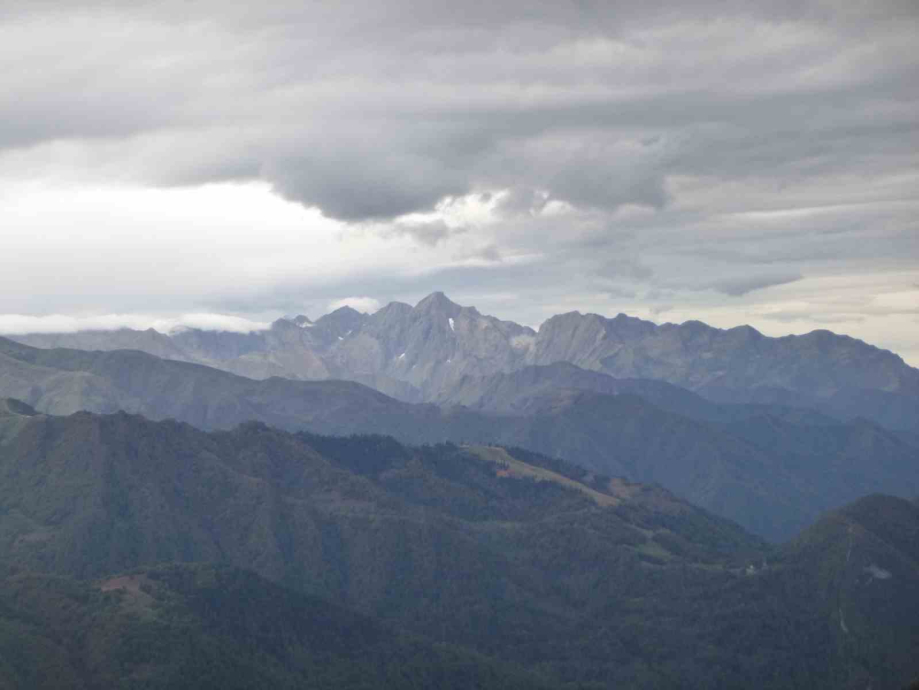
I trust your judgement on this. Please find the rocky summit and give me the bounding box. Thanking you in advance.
[9,292,919,428]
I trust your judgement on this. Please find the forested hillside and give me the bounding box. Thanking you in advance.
[0,564,555,690]
[1,402,916,688]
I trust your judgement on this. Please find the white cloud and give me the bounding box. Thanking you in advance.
[0,313,271,335]
[326,297,382,314]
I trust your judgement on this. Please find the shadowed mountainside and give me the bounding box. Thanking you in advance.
[0,563,556,690]
[434,361,839,426]
[0,405,916,688]
[779,494,919,689]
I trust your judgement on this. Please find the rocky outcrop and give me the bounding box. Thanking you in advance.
[8,292,919,428]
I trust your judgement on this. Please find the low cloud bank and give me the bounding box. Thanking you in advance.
[326,297,382,314]
[0,313,272,336]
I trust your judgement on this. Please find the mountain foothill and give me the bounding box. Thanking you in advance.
[1,292,918,689]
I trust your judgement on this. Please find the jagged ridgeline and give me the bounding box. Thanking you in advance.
[8,292,919,429]
[1,403,917,688]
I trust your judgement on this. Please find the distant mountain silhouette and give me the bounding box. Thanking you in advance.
[10,292,918,428]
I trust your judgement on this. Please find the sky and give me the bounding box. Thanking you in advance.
[1,1,917,364]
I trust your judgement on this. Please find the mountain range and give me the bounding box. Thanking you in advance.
[2,331,917,542]
[1,400,917,688]
[3,290,918,686]
[10,292,919,429]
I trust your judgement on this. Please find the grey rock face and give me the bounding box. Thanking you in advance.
[529,312,919,428]
[7,292,919,428]
[5,292,537,402]
[532,313,917,396]
[364,292,535,400]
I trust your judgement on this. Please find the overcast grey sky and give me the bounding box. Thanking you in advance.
[1,0,917,363]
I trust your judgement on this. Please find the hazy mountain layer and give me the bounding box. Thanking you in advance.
[10,292,919,428]
[490,390,919,540]
[435,361,839,425]
[3,335,918,542]
[0,405,916,688]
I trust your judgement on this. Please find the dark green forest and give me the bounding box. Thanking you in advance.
[1,401,917,688]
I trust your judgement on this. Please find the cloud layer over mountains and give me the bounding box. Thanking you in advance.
[1,1,917,362]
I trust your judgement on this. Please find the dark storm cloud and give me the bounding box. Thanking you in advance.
[265,154,470,222]
[2,0,915,224]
